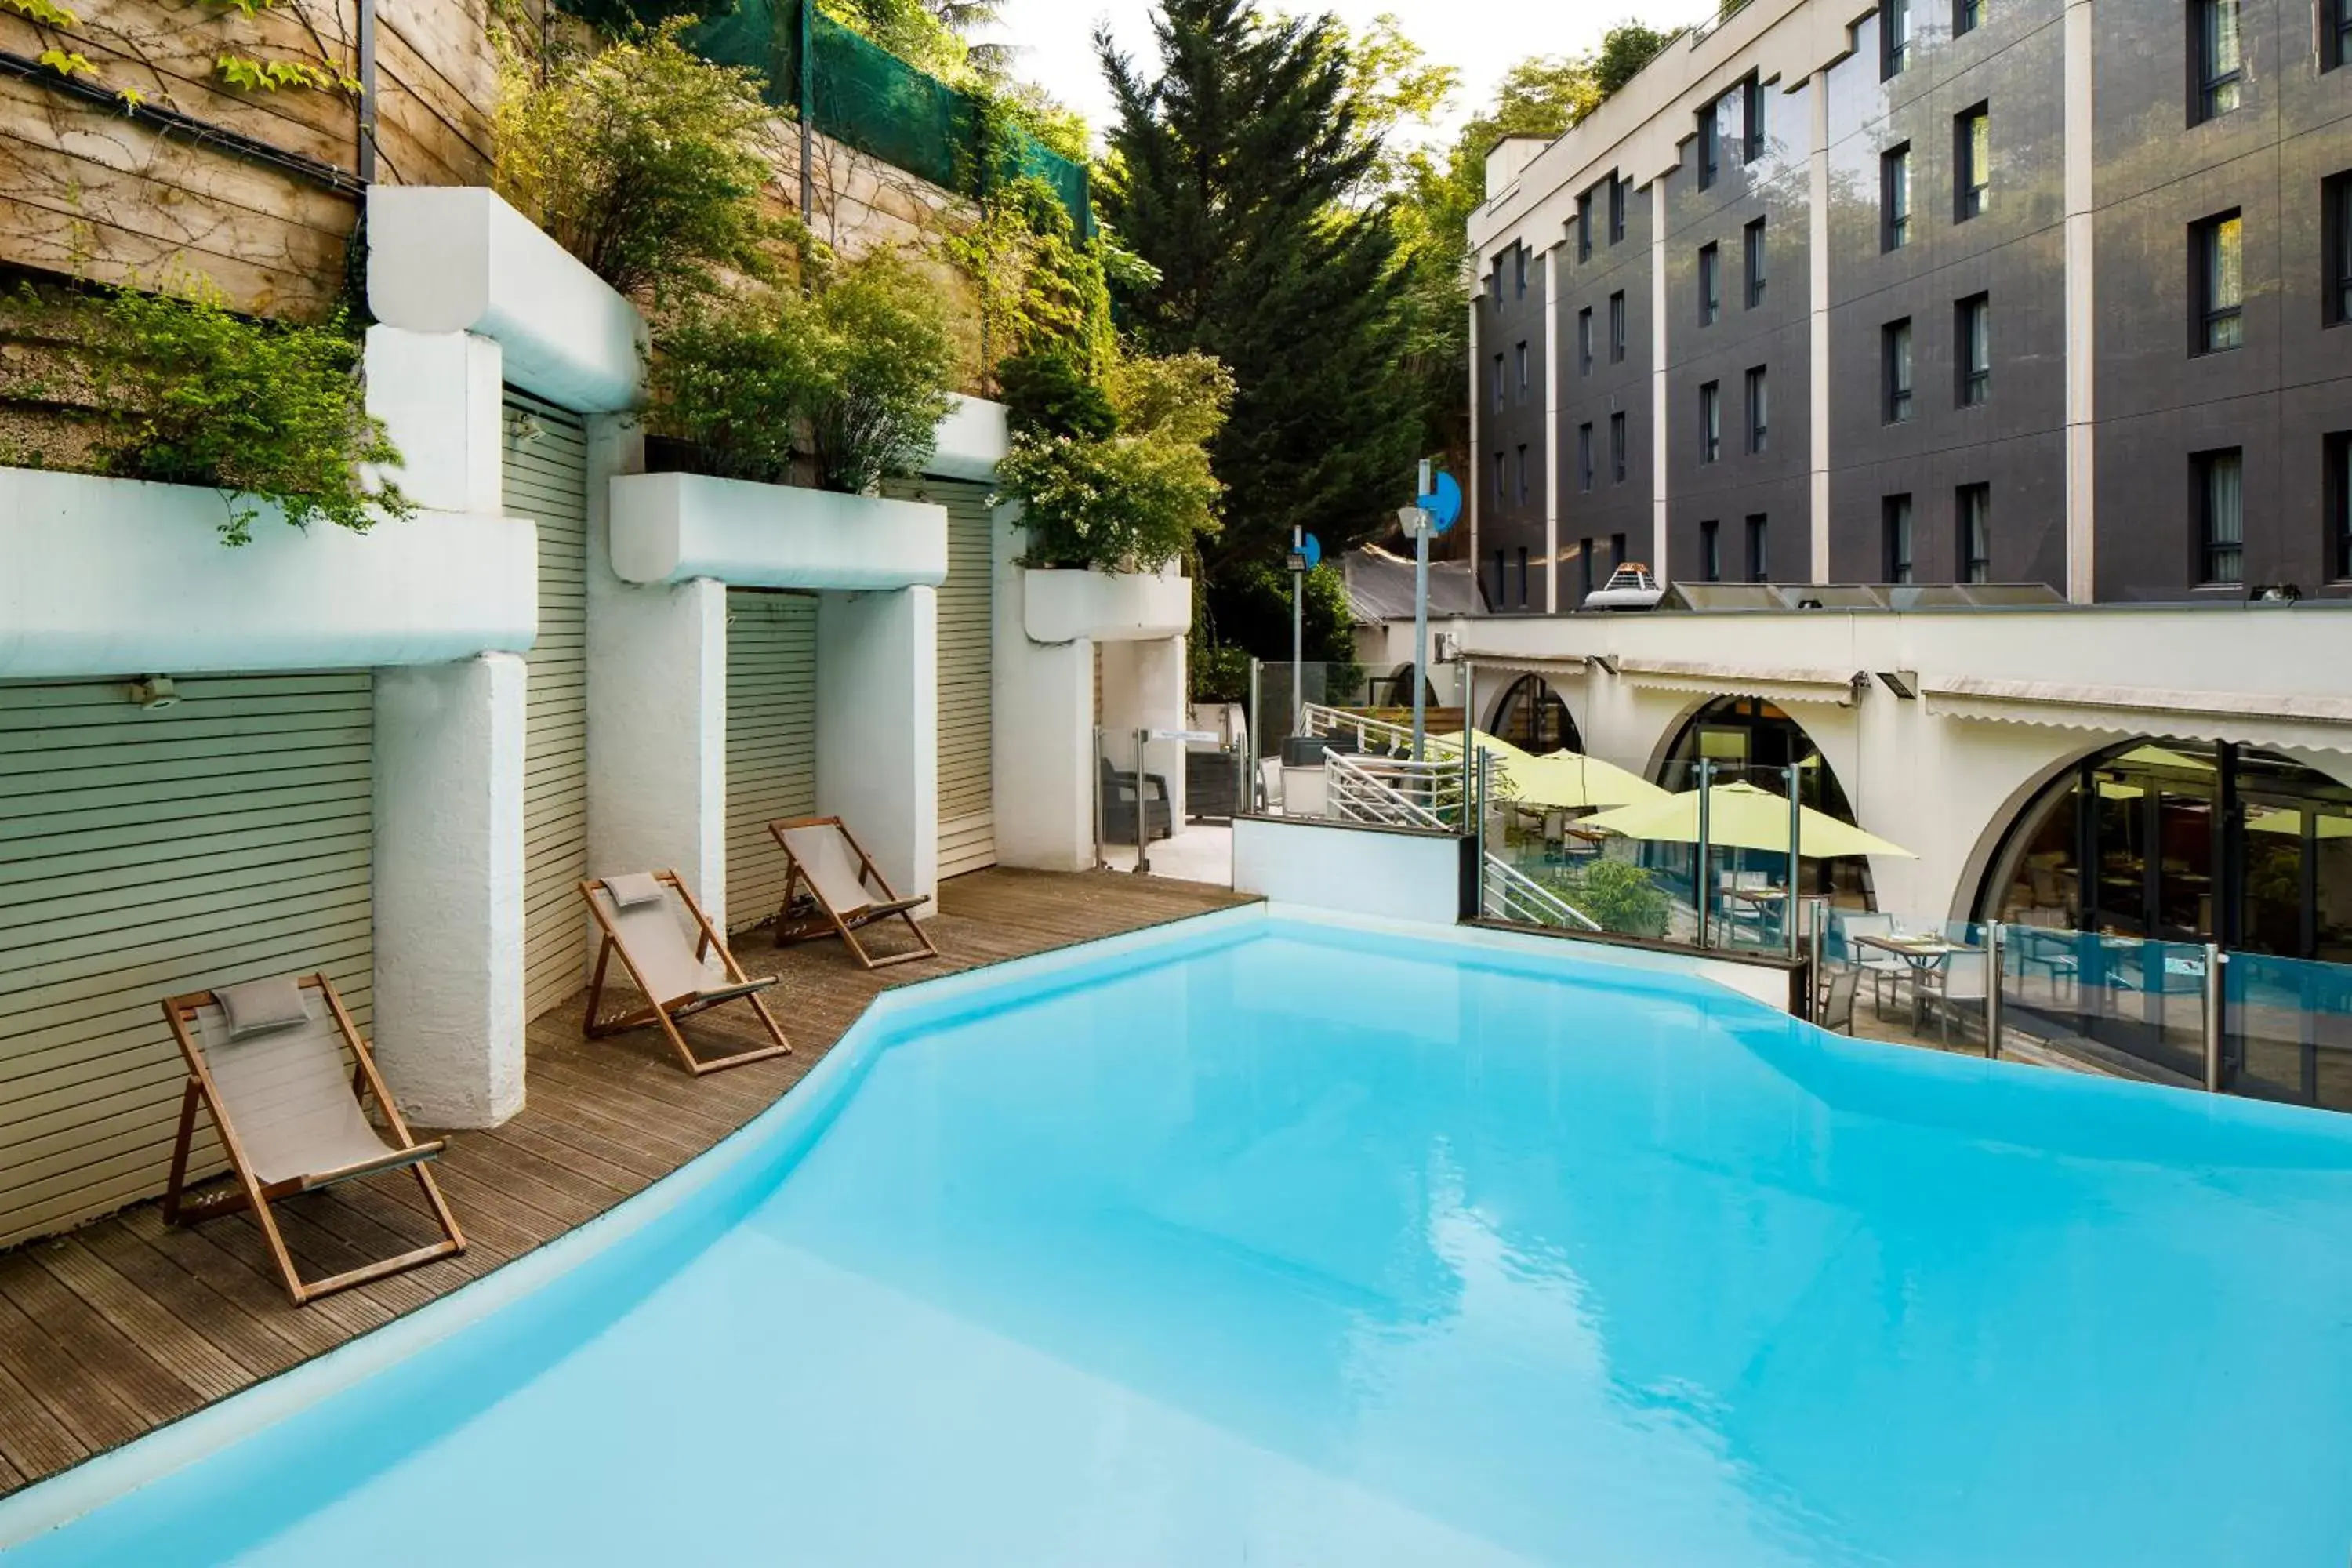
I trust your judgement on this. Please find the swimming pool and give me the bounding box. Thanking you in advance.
[8,909,2352,1566]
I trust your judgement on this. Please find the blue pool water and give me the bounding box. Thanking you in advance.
[11,915,2352,1566]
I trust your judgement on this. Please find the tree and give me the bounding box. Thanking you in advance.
[1096,0,1424,658]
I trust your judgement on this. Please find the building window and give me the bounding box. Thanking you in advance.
[2194,211,2244,354]
[1958,483,1991,582]
[1574,538,1593,602]
[2325,172,2352,325]
[1883,0,1911,76]
[1516,339,1531,395]
[1516,444,1530,504]
[1578,307,1595,374]
[1956,0,1982,35]
[1745,514,1770,581]
[1491,353,1504,413]
[1579,423,1595,492]
[1700,519,1722,581]
[1491,450,1504,503]
[1956,104,1990,220]
[1744,217,1767,307]
[1609,291,1627,361]
[1882,143,1911,251]
[1958,295,1991,406]
[1577,190,1595,262]
[1884,318,1914,422]
[1515,244,1528,299]
[1883,494,1915,582]
[1610,411,1628,482]
[1700,381,1722,463]
[2194,0,2244,122]
[2328,0,2352,70]
[1611,532,1629,568]
[1697,103,1719,189]
[2328,431,2352,579]
[1510,546,1526,607]
[1700,242,1721,325]
[1745,365,1769,453]
[2196,448,2244,584]
[1609,174,1627,244]
[1743,74,1766,162]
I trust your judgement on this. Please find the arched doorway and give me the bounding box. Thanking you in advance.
[1653,696,1874,907]
[1490,675,1580,753]
[1975,739,2352,961]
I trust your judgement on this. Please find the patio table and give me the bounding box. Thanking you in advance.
[1850,931,1981,1029]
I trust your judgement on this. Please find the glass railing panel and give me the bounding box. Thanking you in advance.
[2223,950,2352,1112]
[1991,927,2209,1083]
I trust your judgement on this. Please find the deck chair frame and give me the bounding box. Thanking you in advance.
[579,871,793,1075]
[767,815,939,971]
[159,975,466,1308]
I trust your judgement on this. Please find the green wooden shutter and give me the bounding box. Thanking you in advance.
[504,391,591,1022]
[725,589,819,932]
[890,478,996,878]
[0,673,374,1247]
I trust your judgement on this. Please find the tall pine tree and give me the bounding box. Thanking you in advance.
[1096,0,1421,654]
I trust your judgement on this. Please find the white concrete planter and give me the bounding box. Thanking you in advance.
[1022,566,1192,644]
[608,471,947,590]
[0,467,535,678]
[366,186,646,414]
[926,394,1010,481]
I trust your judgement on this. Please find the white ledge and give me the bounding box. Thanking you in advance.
[0,468,536,678]
[926,394,1010,481]
[608,472,948,590]
[1022,567,1192,644]
[367,186,646,414]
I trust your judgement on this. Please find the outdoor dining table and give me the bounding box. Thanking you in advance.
[1849,931,1981,1028]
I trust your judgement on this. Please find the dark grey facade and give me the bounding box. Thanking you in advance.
[1474,241,1551,612]
[1553,170,1657,607]
[1474,0,2352,605]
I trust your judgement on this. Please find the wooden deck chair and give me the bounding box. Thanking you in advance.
[160,975,466,1308]
[579,871,793,1075]
[766,815,940,971]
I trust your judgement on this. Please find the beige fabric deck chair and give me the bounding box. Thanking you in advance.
[160,974,466,1308]
[579,870,792,1075]
[767,815,939,970]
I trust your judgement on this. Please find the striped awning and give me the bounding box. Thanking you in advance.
[1920,676,2352,755]
[1617,658,1863,708]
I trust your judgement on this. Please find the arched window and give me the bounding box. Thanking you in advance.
[1977,740,2352,960]
[1490,676,1580,753]
[1657,696,1872,906]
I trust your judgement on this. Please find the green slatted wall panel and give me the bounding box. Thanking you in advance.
[725,589,819,933]
[0,673,374,1247]
[504,392,592,1021]
[889,478,997,878]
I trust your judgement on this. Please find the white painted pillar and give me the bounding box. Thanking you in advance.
[1650,179,1671,576]
[815,586,939,913]
[372,652,527,1127]
[991,506,1096,870]
[1098,636,1189,825]
[2062,0,2097,601]
[583,415,730,926]
[1808,70,1833,583]
[364,326,503,515]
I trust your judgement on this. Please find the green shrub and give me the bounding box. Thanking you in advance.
[996,350,1114,441]
[641,294,817,484]
[494,20,776,303]
[91,279,413,546]
[1565,858,1673,939]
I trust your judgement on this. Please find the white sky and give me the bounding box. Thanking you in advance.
[978,0,1701,151]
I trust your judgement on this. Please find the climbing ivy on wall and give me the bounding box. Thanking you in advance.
[5,0,365,109]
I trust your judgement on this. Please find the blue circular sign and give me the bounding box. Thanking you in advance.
[1301,533,1323,570]
[1417,471,1462,534]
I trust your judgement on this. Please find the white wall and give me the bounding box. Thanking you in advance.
[1098,635,1190,824]
[816,586,939,912]
[1233,816,1466,924]
[372,653,528,1126]
[992,509,1098,871]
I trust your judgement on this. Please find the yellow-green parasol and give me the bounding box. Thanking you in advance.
[1578,779,1915,858]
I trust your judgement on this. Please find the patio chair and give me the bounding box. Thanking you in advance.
[1815,966,1861,1035]
[1837,912,1910,1018]
[579,872,792,1076]
[159,974,466,1307]
[1918,950,1991,1047]
[1098,754,1174,844]
[767,815,939,971]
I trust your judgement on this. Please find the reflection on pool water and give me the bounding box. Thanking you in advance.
[13,916,2352,1566]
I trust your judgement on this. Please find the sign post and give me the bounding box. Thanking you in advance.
[1405,464,1462,762]
[1284,529,1321,737]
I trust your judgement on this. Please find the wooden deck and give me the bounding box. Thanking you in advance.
[0,869,1252,1498]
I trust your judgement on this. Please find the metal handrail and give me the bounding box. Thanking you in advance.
[1299,702,1421,756]
[1323,751,1458,830]
[1483,855,1603,931]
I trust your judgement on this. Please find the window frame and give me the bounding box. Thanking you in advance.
[1699,241,1721,325]
[1744,216,1767,308]
[2325,172,2352,328]
[1745,365,1769,454]
[1957,483,1991,583]
[1957,294,1991,407]
[1516,339,1532,396]
[2328,0,2352,71]
[1516,443,1530,506]
[1697,103,1720,189]
[1700,380,1722,464]
[1700,519,1723,582]
[1515,244,1528,299]
[1955,104,1990,221]
[1516,546,1530,608]
[1608,291,1628,363]
[1490,352,1505,414]
[1578,307,1595,374]
[1882,143,1912,252]
[1579,537,1596,602]
[1955,0,1982,35]
[1610,410,1628,482]
[2193,0,2245,123]
[1578,423,1595,492]
[1883,494,1915,583]
[1577,191,1595,263]
[2328,430,2352,580]
[1742,75,1766,162]
[1882,0,1911,77]
[1608,174,1627,244]
[2194,447,2245,586]
[1744,514,1770,583]
[1883,318,1915,423]
[2192,210,2245,355]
